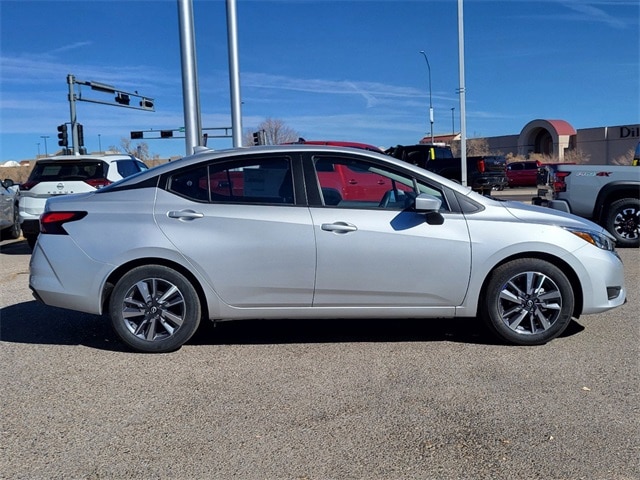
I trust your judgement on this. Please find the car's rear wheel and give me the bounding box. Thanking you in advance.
[25,234,37,250]
[605,198,639,248]
[481,259,574,345]
[109,265,201,353]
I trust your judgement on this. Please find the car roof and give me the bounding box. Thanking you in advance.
[110,144,474,194]
[36,154,140,164]
[287,140,384,153]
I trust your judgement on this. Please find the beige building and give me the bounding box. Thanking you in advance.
[423,119,640,165]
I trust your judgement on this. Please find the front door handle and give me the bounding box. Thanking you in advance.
[167,210,204,220]
[321,222,358,234]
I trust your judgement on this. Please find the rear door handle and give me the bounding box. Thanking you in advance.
[321,222,358,234]
[167,210,204,220]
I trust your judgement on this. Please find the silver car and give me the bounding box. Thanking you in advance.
[29,145,626,353]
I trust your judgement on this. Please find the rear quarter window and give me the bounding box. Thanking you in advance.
[114,160,146,178]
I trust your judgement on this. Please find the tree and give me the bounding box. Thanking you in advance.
[119,138,151,160]
[450,137,491,157]
[245,118,300,146]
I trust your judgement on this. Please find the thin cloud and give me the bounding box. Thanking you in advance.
[47,41,93,55]
[242,72,425,101]
[558,0,629,29]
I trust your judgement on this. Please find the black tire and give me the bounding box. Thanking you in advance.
[109,265,201,353]
[605,198,639,248]
[25,234,38,250]
[481,259,574,345]
[1,204,21,240]
[9,204,21,239]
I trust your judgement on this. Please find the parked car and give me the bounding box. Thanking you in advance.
[19,154,148,249]
[506,160,540,187]
[0,178,21,240]
[30,145,626,353]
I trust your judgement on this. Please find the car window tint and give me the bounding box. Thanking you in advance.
[168,157,294,204]
[313,155,448,211]
[116,160,144,178]
[28,161,105,181]
[209,157,293,204]
[169,165,210,201]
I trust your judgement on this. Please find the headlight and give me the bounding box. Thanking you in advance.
[564,227,615,251]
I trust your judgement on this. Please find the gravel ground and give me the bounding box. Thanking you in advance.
[1,238,638,480]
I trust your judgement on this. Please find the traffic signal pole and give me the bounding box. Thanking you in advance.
[177,0,202,155]
[67,74,79,154]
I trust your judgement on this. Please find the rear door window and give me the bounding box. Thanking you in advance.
[168,156,294,204]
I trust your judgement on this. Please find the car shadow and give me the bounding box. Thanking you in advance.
[0,238,31,255]
[0,300,585,352]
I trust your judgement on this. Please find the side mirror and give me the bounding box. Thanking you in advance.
[414,193,442,212]
[2,178,15,189]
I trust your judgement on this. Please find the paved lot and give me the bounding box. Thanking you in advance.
[1,232,638,479]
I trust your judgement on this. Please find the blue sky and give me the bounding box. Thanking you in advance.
[1,0,638,161]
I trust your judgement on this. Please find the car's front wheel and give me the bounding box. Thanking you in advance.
[481,259,574,345]
[109,265,201,353]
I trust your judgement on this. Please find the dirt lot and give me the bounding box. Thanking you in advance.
[1,237,638,479]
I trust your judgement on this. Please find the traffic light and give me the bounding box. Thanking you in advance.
[130,131,144,139]
[77,123,84,146]
[115,93,130,105]
[139,98,154,110]
[160,130,173,138]
[57,124,68,147]
[253,131,261,145]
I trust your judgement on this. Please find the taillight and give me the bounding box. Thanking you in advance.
[552,171,571,193]
[477,159,486,173]
[20,181,39,191]
[84,178,112,189]
[40,211,87,235]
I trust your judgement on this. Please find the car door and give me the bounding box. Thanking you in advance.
[154,154,316,308]
[307,153,472,310]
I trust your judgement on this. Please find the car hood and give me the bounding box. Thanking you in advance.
[499,199,610,235]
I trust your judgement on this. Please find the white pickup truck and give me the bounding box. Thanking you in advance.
[533,164,640,247]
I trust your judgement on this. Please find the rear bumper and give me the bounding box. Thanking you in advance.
[531,195,571,214]
[29,236,110,315]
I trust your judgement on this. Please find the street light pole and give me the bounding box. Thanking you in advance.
[40,135,49,156]
[451,107,455,135]
[419,51,434,144]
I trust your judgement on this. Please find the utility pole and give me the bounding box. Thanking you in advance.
[457,0,468,187]
[177,0,203,156]
[419,51,434,144]
[226,0,243,147]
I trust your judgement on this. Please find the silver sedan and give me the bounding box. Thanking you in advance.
[29,145,626,352]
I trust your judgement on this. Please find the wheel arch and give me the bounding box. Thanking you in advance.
[477,252,584,318]
[594,181,640,223]
[102,257,210,319]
